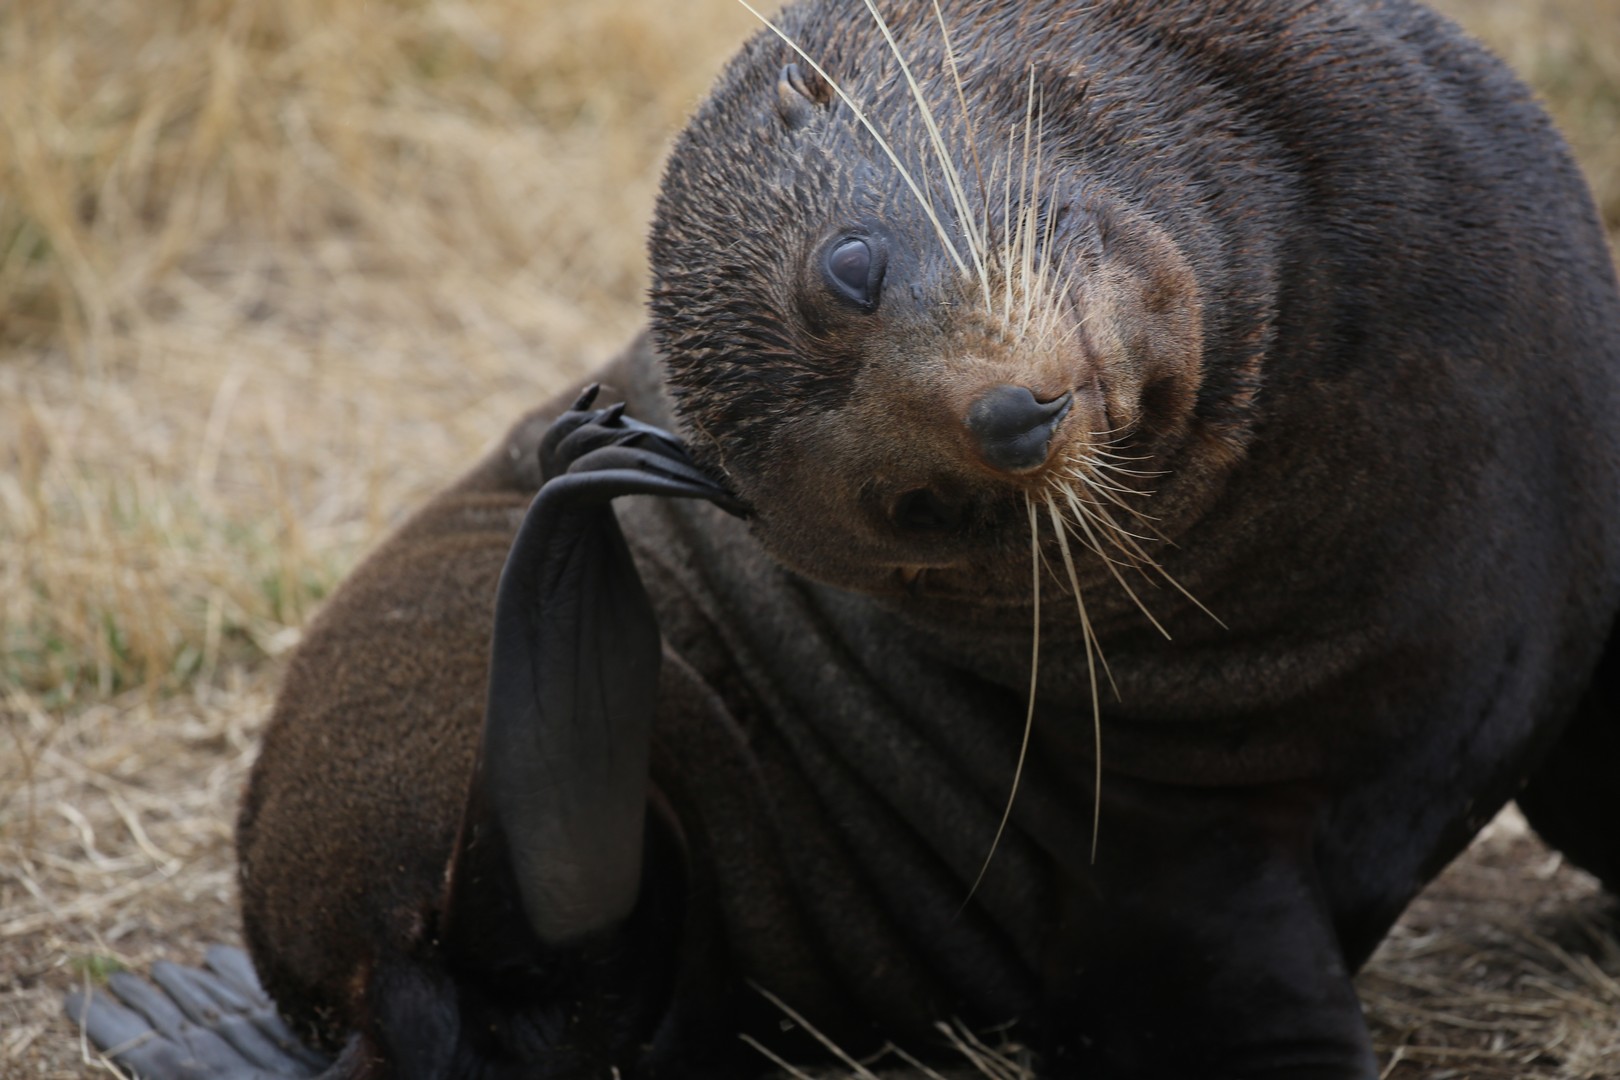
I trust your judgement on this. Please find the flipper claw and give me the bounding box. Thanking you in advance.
[570,383,603,412]
[538,397,745,518]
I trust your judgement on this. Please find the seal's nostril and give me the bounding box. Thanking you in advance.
[893,488,962,533]
[966,385,1073,473]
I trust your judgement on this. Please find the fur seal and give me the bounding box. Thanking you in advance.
[69,1,1620,1077]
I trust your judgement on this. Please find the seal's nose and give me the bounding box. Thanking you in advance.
[965,385,1073,473]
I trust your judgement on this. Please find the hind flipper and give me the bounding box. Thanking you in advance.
[64,947,333,1079]
[445,388,743,951]
[393,392,743,1071]
[1518,619,1620,891]
[445,389,742,950]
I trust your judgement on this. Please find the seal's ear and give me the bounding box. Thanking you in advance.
[776,62,831,131]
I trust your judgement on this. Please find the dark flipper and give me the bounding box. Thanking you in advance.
[392,388,744,1077]
[418,389,745,1072]
[445,387,743,953]
[444,388,741,958]
[63,946,334,1079]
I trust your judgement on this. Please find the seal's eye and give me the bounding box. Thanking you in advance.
[824,236,883,309]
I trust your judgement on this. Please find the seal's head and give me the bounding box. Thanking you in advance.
[650,2,1241,605]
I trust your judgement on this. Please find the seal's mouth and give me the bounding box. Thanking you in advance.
[890,487,964,533]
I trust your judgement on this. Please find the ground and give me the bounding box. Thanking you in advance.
[2,0,1618,1076]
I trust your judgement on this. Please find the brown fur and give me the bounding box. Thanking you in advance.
[235,378,591,1048]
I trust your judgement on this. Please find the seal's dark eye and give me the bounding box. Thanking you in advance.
[824,236,883,309]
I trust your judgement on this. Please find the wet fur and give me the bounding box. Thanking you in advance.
[233,1,1620,1077]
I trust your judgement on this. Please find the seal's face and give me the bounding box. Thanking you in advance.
[650,2,1208,604]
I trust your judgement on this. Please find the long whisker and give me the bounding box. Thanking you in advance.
[736,0,969,275]
[1087,480,1169,527]
[858,0,992,309]
[961,495,1043,910]
[1069,505,1160,584]
[1047,489,1137,569]
[1087,446,1157,463]
[932,0,992,312]
[1060,481,1171,640]
[1070,485,1171,564]
[1088,461,1164,480]
[1059,465,1158,501]
[1053,497,1163,597]
[1031,255,1083,359]
[1020,84,1047,339]
[1046,495,1104,862]
[1001,124,1017,323]
[1081,488,1229,629]
[914,130,946,228]
[1033,136,1063,335]
[1011,69,1038,329]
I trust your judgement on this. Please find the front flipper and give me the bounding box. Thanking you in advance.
[1050,780,1379,1079]
[1518,613,1620,892]
[63,945,336,1079]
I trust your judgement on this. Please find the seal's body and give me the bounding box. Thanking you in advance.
[193,1,1620,1077]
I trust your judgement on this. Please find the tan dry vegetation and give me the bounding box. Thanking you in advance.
[1,0,757,705]
[1,0,1617,1077]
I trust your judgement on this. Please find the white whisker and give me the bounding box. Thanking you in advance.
[736,0,969,275]
[859,0,992,308]
[1052,483,1159,579]
[1088,461,1165,479]
[1059,465,1157,501]
[1079,485,1229,630]
[1046,495,1106,862]
[1014,69,1038,333]
[932,0,994,315]
[963,495,1043,910]
[1060,483,1171,640]
[933,0,991,317]
[1020,84,1047,339]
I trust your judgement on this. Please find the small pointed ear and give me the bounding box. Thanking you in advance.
[776,62,831,131]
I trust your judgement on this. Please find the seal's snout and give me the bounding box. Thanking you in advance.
[965,384,1073,473]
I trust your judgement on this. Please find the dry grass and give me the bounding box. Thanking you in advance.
[1362,809,1620,1079]
[0,0,759,705]
[1,0,1617,1076]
